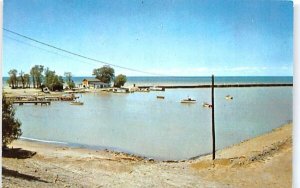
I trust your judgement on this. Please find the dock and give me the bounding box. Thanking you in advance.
[13,101,51,105]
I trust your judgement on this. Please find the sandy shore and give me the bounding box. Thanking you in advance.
[3,88,64,98]
[2,124,292,187]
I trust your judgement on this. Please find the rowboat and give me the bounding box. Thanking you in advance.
[157,96,165,99]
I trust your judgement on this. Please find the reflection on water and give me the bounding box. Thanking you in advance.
[15,87,292,160]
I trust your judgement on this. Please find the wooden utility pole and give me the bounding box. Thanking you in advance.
[211,74,215,160]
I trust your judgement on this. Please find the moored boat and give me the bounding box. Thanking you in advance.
[157,96,165,99]
[225,95,233,100]
[150,86,165,91]
[181,97,196,103]
[70,101,84,105]
[112,88,130,93]
[202,102,212,108]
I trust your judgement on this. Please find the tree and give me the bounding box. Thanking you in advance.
[19,70,25,88]
[8,69,18,89]
[30,65,44,88]
[2,93,22,147]
[24,74,31,88]
[30,68,36,88]
[114,74,127,87]
[64,72,75,89]
[44,67,53,88]
[93,66,115,84]
[44,68,64,91]
[53,76,64,91]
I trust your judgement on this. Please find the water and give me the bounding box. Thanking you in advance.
[12,77,293,160]
[2,76,293,87]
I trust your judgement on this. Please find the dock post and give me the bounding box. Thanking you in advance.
[211,74,215,160]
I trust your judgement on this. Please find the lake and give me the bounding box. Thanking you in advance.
[13,81,293,160]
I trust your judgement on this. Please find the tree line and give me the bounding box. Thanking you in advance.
[7,65,127,91]
[7,65,75,91]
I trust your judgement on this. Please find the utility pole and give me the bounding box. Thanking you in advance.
[211,74,215,160]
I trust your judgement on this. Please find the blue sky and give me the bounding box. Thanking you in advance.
[3,0,293,76]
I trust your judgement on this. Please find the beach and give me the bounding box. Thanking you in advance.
[2,0,294,185]
[2,123,292,187]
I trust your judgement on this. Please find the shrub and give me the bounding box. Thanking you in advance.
[2,94,22,147]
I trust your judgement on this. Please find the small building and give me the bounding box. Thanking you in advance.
[80,78,110,89]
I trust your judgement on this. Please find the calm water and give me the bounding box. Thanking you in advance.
[13,80,293,160]
[2,76,293,87]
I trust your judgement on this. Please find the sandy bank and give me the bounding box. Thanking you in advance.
[3,88,64,98]
[2,124,292,187]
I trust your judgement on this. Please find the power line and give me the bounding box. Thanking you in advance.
[4,34,100,68]
[3,28,163,76]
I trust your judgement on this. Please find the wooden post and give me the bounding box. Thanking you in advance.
[211,74,215,160]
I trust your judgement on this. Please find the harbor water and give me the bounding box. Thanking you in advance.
[12,77,293,160]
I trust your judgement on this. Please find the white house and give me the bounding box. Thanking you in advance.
[80,78,110,89]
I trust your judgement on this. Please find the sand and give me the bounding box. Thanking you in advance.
[2,124,292,188]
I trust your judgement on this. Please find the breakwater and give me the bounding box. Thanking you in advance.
[138,83,293,89]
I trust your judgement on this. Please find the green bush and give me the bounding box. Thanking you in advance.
[114,74,127,87]
[2,94,22,147]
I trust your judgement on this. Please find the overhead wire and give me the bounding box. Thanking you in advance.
[3,28,164,76]
[3,34,100,68]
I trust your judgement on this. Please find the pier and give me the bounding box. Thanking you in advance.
[138,83,293,89]
[13,101,51,105]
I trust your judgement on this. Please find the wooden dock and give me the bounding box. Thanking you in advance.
[13,101,51,105]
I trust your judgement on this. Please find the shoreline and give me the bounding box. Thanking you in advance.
[16,122,292,162]
[3,124,292,187]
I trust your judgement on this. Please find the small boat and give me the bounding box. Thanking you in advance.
[112,88,130,93]
[202,102,212,108]
[181,97,196,103]
[150,86,165,91]
[70,100,84,105]
[225,95,233,100]
[157,96,165,99]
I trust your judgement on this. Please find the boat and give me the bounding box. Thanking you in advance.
[225,95,233,100]
[157,96,165,99]
[202,102,212,108]
[181,97,197,103]
[70,101,84,105]
[112,88,130,93]
[70,98,84,105]
[150,86,165,91]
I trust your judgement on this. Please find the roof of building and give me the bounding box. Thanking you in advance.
[82,78,110,85]
[82,78,101,82]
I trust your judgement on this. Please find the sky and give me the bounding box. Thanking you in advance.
[2,0,294,77]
